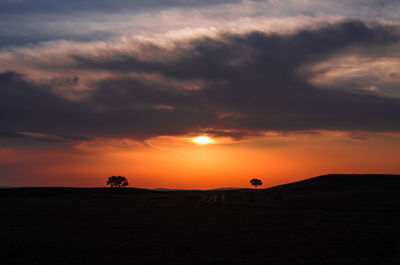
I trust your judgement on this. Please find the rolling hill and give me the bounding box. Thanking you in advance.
[1,174,399,265]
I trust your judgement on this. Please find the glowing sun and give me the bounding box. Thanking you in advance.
[193,136,213,145]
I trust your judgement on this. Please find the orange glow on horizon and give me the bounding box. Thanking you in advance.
[1,131,400,189]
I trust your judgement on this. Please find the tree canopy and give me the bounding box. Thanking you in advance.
[106,176,129,188]
[250,178,262,189]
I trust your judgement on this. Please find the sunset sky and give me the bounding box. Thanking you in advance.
[0,0,399,189]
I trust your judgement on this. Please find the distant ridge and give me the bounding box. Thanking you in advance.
[154,187,241,191]
[269,174,400,189]
[211,187,241,191]
[259,174,400,209]
[154,188,191,191]
[302,173,399,181]
[153,175,400,192]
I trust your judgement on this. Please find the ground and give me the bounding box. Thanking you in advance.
[1,174,400,265]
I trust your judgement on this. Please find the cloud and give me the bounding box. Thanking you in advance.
[0,130,92,147]
[307,52,400,97]
[1,0,399,49]
[0,71,217,141]
[0,0,244,15]
[0,20,399,146]
[0,0,248,47]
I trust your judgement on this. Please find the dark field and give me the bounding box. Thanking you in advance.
[1,174,400,265]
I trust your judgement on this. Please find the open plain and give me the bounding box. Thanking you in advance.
[1,174,400,265]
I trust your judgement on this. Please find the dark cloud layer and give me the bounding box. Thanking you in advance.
[1,21,400,144]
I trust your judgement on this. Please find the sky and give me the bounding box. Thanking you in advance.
[0,0,399,189]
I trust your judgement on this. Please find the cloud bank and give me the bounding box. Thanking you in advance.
[0,20,399,144]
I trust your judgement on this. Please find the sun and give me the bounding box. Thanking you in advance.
[193,136,213,145]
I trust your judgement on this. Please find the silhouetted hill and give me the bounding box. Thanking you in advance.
[0,187,155,198]
[255,174,400,209]
[1,174,400,265]
[272,174,400,190]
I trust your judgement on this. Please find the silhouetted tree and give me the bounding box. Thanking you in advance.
[250,178,262,189]
[106,176,129,188]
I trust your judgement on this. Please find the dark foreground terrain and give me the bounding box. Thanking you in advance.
[1,174,400,265]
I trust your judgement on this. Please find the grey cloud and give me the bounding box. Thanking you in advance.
[76,21,400,133]
[1,21,400,145]
[2,0,399,49]
[0,131,27,139]
[0,0,245,48]
[0,0,244,15]
[0,130,92,147]
[74,21,399,79]
[0,72,217,142]
[0,28,114,49]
